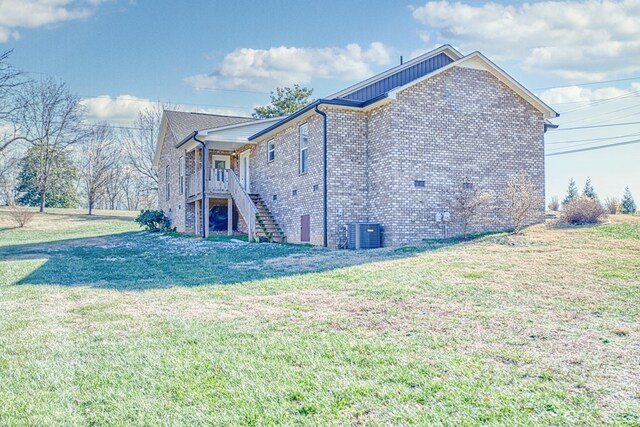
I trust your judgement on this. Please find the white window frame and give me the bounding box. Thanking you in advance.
[179,156,184,195]
[267,139,275,163]
[299,123,308,174]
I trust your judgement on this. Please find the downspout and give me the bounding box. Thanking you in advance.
[192,131,207,239]
[314,105,328,247]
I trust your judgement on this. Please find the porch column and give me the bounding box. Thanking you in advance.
[227,196,233,236]
[204,198,209,238]
[202,144,209,238]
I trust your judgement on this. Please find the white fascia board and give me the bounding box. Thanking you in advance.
[327,44,463,100]
[387,52,559,119]
[250,109,318,143]
[198,116,282,134]
[250,98,391,143]
[204,136,258,144]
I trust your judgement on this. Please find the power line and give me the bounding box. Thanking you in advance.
[534,76,640,91]
[546,131,640,145]
[547,135,640,152]
[194,87,271,95]
[546,138,640,156]
[556,103,640,125]
[552,121,640,131]
[79,94,256,112]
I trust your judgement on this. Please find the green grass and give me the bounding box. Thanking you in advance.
[0,208,639,425]
[594,222,640,240]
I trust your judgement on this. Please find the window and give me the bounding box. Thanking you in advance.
[179,156,184,195]
[272,194,278,201]
[165,165,170,201]
[292,189,298,196]
[267,140,275,162]
[299,123,308,174]
[463,182,474,190]
[414,180,426,188]
[313,184,319,192]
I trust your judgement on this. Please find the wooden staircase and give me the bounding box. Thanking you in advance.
[249,194,286,243]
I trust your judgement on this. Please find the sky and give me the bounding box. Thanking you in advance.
[1,0,639,202]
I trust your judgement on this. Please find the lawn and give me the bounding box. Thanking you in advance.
[0,208,639,426]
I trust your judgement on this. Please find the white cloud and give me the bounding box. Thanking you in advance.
[411,0,640,81]
[0,0,105,42]
[80,95,250,126]
[538,82,640,105]
[81,95,155,126]
[185,42,392,91]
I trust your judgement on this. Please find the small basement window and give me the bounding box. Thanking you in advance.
[292,189,298,196]
[463,182,474,190]
[272,194,278,201]
[414,180,426,188]
[313,184,319,192]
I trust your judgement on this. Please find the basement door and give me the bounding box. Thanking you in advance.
[239,150,251,191]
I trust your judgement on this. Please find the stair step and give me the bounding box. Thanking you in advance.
[240,193,286,242]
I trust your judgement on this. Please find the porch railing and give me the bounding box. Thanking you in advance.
[208,168,228,192]
[187,172,201,198]
[228,169,257,242]
[186,168,229,197]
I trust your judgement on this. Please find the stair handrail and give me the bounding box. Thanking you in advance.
[227,169,258,242]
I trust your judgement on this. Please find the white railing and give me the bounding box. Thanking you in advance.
[208,168,228,193]
[228,169,257,242]
[187,168,229,197]
[187,172,200,198]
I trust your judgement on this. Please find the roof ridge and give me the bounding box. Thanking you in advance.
[164,109,254,120]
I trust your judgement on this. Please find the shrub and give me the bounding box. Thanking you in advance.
[604,197,619,214]
[548,196,560,211]
[135,209,174,232]
[504,173,538,234]
[7,203,36,227]
[561,196,605,225]
[451,180,493,239]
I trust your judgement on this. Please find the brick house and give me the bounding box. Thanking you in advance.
[154,45,558,247]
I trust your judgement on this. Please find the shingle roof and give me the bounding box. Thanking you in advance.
[164,110,254,142]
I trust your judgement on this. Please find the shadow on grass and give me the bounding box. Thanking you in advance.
[0,229,493,291]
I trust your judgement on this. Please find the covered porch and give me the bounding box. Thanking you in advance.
[178,121,262,240]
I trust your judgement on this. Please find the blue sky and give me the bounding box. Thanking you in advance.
[1,0,639,202]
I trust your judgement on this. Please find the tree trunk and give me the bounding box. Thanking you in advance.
[39,190,45,213]
[88,195,93,215]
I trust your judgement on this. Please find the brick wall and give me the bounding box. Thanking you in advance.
[381,66,545,245]
[162,65,545,247]
[250,115,325,245]
[157,130,187,232]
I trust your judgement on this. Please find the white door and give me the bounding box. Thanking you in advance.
[239,151,251,191]
[210,155,230,191]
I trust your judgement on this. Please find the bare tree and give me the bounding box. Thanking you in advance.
[0,50,31,154]
[16,78,86,212]
[547,196,560,211]
[504,173,539,234]
[121,102,168,196]
[451,181,493,239]
[104,165,126,210]
[0,151,20,204]
[604,197,619,214]
[79,125,118,215]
